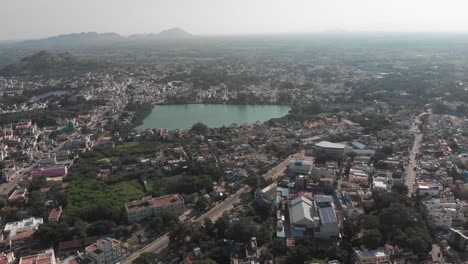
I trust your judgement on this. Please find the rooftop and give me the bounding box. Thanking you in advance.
[315,141,346,150]
[354,248,388,259]
[19,249,54,264]
[318,206,338,225]
[125,194,184,212]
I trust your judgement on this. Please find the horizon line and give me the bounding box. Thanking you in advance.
[4,30,468,43]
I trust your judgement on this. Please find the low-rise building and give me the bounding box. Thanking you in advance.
[125,194,185,223]
[19,249,55,264]
[3,217,43,243]
[417,181,442,197]
[85,237,124,264]
[353,247,390,264]
[30,166,68,178]
[288,160,313,174]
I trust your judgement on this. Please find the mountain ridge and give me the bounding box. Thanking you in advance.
[0,50,104,77]
[16,28,192,46]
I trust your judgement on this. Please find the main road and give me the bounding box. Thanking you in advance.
[404,111,428,196]
[120,150,301,264]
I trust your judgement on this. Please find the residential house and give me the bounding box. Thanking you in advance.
[19,249,55,264]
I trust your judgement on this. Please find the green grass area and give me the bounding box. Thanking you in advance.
[96,158,111,164]
[67,178,145,210]
[116,141,139,151]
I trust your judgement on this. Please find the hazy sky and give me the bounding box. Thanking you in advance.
[1,0,468,40]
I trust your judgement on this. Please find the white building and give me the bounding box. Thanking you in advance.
[423,199,466,229]
[125,194,185,223]
[3,217,43,240]
[417,182,443,197]
[85,237,123,264]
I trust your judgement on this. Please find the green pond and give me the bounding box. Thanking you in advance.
[137,104,290,130]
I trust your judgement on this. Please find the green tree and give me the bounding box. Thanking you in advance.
[359,215,380,230]
[191,122,209,135]
[361,229,382,250]
[30,177,47,191]
[391,182,409,196]
[30,191,47,218]
[271,238,287,256]
[195,198,209,212]
[36,221,71,245]
[133,252,157,264]
[204,219,215,237]
[73,219,88,238]
[0,207,20,222]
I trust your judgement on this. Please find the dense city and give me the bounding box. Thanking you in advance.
[1,30,468,264]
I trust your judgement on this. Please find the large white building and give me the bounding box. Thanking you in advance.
[125,194,185,223]
[313,141,349,156]
[288,194,339,240]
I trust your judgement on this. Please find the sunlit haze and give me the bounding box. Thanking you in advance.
[2,0,468,40]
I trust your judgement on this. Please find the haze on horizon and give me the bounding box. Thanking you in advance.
[1,0,468,41]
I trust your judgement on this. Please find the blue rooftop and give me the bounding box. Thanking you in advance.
[277,187,289,197]
[291,229,304,237]
[319,206,337,224]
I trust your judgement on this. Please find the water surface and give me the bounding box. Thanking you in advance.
[137,104,290,130]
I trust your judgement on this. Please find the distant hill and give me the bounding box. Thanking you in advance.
[158,28,192,38]
[129,28,192,40]
[0,51,104,77]
[20,32,125,47]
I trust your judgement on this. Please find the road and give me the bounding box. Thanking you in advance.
[120,187,247,264]
[404,112,428,196]
[264,150,310,181]
[121,151,302,264]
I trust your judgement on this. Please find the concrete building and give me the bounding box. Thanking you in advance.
[423,199,466,230]
[3,217,43,241]
[288,195,339,240]
[314,141,348,156]
[417,181,443,197]
[85,237,124,264]
[288,160,313,174]
[125,194,184,223]
[353,248,390,264]
[19,249,55,264]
